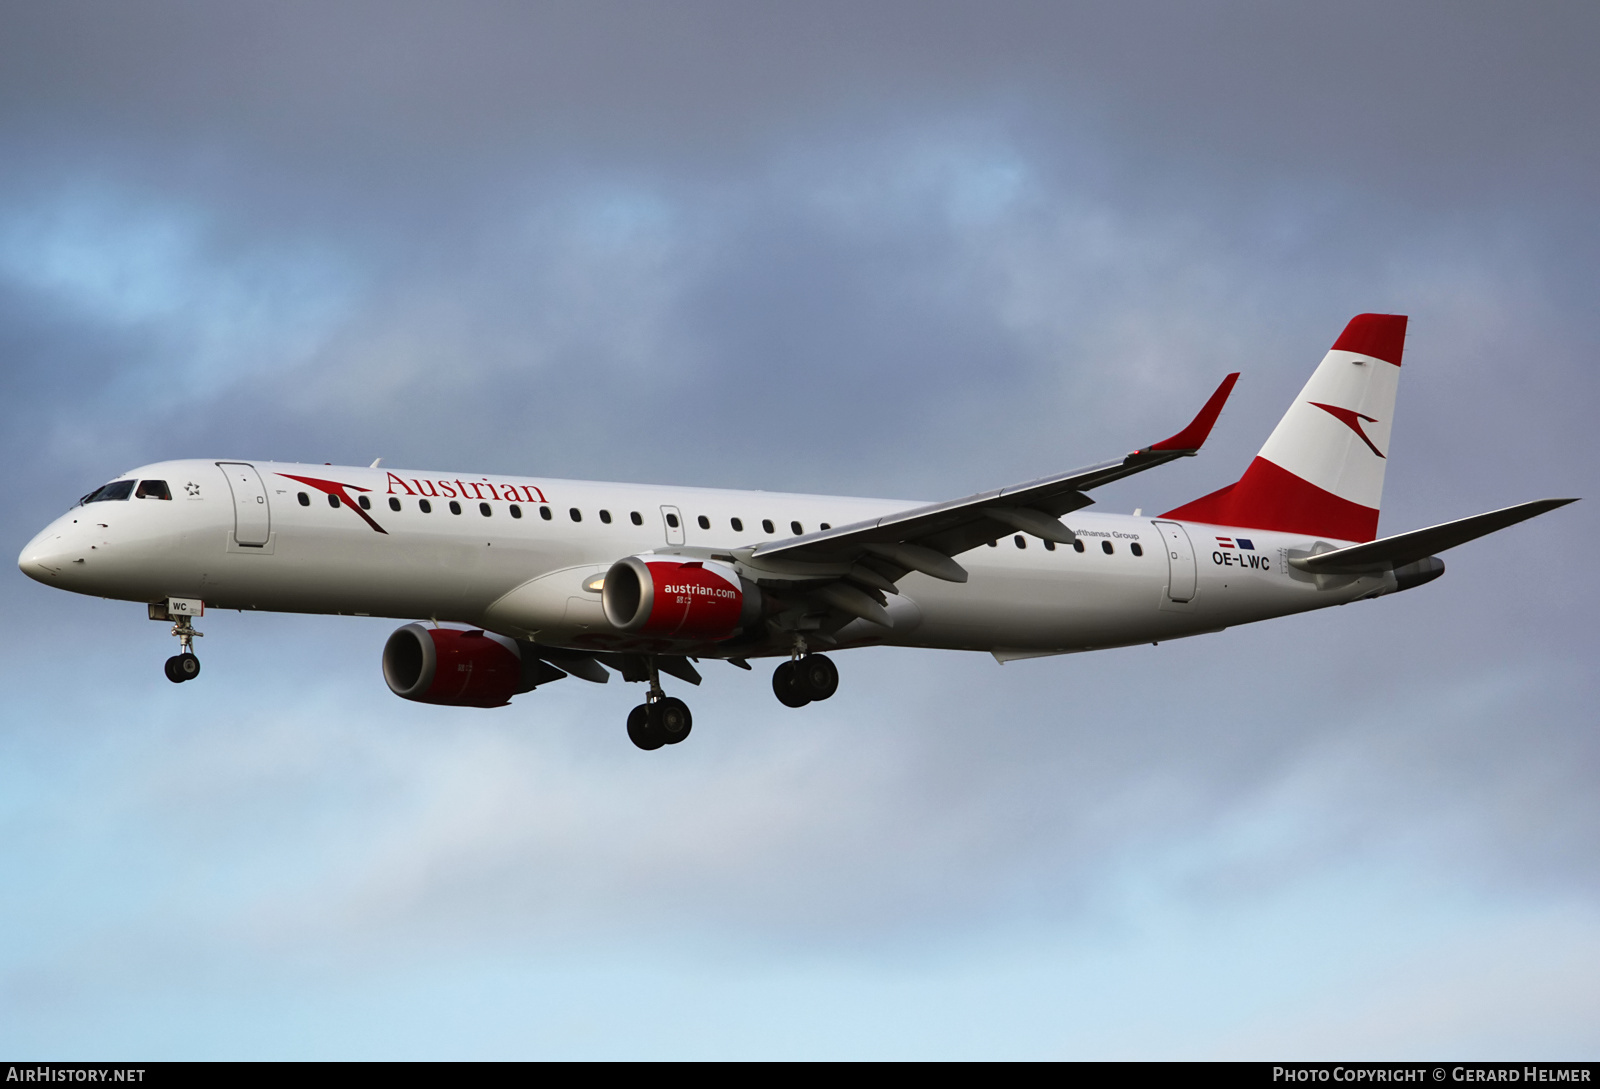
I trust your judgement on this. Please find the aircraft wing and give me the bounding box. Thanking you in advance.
[1289,497,1578,574]
[735,374,1239,609]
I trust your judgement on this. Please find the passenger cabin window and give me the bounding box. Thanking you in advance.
[510,504,522,519]
[820,523,831,531]
[762,519,774,534]
[1073,540,1085,553]
[630,511,642,525]
[298,492,310,506]
[570,508,582,522]
[135,480,171,500]
[731,517,744,532]
[698,515,710,530]
[1044,539,1056,551]
[449,500,462,515]
[1015,535,1026,549]
[1131,543,1143,557]
[540,506,552,520]
[1101,540,1114,554]
[420,499,433,513]
[81,481,135,504]
[389,497,401,512]
[988,540,998,547]
[358,495,371,510]
[479,502,492,517]
[600,510,612,524]
[328,494,340,508]
[791,521,803,535]
[665,512,679,528]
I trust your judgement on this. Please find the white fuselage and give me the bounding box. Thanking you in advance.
[18,459,1393,659]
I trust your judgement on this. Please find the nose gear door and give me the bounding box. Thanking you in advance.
[218,462,271,546]
[1152,520,1197,602]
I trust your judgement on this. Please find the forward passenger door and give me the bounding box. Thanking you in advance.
[218,462,271,547]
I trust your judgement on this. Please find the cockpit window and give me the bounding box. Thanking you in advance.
[79,480,135,504]
[135,480,172,500]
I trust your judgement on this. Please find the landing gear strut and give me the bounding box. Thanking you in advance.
[164,614,202,684]
[627,656,692,750]
[773,649,838,708]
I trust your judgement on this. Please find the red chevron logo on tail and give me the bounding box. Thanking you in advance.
[1309,402,1385,459]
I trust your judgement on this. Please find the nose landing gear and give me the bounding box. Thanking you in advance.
[626,657,693,750]
[162,611,203,684]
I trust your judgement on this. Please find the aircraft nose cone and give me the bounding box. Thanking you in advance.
[18,530,66,582]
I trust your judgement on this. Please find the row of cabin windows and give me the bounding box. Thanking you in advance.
[655,513,827,535]
[293,491,833,534]
[289,489,1138,555]
[989,535,1143,556]
[76,482,1127,556]
[88,482,1124,553]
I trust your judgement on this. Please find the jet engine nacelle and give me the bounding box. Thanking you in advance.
[383,623,534,707]
[601,556,758,641]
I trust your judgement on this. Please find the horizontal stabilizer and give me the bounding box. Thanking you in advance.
[1290,498,1577,573]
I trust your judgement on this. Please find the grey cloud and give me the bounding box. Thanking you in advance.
[1,0,1596,1056]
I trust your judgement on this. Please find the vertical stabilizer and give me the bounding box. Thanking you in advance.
[1161,314,1407,541]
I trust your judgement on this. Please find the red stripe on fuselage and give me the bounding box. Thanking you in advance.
[1160,457,1379,541]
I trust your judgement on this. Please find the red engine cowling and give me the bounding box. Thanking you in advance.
[601,557,755,641]
[382,623,524,707]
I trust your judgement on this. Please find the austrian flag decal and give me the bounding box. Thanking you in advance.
[1215,537,1255,550]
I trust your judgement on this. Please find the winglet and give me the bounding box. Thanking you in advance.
[1144,373,1240,454]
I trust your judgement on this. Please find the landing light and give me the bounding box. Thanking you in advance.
[583,575,605,593]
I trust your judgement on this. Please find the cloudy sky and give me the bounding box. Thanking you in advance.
[2,2,1596,1058]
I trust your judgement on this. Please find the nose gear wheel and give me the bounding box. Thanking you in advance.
[162,614,203,683]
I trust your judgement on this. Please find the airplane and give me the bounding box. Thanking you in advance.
[17,314,1576,750]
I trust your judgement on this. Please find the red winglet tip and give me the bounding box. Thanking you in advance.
[1331,313,1407,366]
[1147,372,1240,452]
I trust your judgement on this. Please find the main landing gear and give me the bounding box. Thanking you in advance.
[772,652,838,708]
[164,614,203,684]
[627,657,692,751]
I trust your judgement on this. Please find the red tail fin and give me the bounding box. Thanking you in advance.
[1160,314,1407,542]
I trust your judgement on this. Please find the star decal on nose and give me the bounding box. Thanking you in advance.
[184,481,201,496]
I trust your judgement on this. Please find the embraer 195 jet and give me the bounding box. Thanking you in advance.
[18,315,1576,749]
